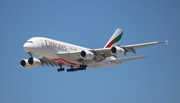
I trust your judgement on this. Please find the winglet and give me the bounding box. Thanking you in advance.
[165,40,168,45]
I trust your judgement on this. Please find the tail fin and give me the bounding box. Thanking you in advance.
[104,29,123,48]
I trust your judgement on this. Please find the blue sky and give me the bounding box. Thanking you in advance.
[0,0,180,103]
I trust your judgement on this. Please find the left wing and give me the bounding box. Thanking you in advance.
[56,40,167,63]
[121,40,168,54]
[109,56,147,63]
[87,40,164,59]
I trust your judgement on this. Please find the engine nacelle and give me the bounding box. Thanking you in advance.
[80,50,95,60]
[20,58,41,68]
[20,59,34,68]
[111,46,125,56]
[28,57,42,66]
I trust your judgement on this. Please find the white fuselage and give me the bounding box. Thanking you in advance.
[21,29,167,70]
[23,37,119,68]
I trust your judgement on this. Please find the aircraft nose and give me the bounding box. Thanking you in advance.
[23,43,33,52]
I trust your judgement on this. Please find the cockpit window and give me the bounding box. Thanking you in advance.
[26,41,33,43]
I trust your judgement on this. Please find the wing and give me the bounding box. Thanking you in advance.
[109,56,147,63]
[56,48,113,64]
[56,51,81,60]
[122,40,168,54]
[56,40,167,64]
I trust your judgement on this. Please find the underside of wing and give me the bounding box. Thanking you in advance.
[90,48,113,61]
[110,56,147,63]
[55,40,167,65]
[56,48,113,64]
[56,51,81,61]
[39,57,59,67]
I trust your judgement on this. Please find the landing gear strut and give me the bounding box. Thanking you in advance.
[57,65,65,72]
[28,52,33,58]
[27,52,34,65]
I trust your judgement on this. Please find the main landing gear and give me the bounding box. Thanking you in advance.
[57,65,87,72]
[67,65,87,72]
[57,65,65,72]
[57,68,65,72]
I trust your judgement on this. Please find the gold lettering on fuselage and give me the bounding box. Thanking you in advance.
[68,46,77,51]
[44,40,67,51]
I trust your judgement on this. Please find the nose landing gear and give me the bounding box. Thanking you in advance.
[28,52,33,58]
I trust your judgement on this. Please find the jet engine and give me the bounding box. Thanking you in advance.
[20,59,33,68]
[20,58,41,68]
[28,57,42,66]
[80,50,95,60]
[111,46,125,56]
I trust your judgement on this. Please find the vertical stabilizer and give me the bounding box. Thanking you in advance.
[104,29,123,48]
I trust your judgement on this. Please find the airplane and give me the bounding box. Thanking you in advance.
[20,29,168,72]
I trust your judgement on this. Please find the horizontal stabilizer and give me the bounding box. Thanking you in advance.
[110,56,147,63]
[165,40,168,45]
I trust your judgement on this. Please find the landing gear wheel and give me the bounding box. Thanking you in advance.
[57,64,65,72]
[66,65,87,72]
[67,66,77,72]
[57,68,65,72]
[79,65,87,70]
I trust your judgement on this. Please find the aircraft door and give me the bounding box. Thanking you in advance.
[40,39,45,49]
